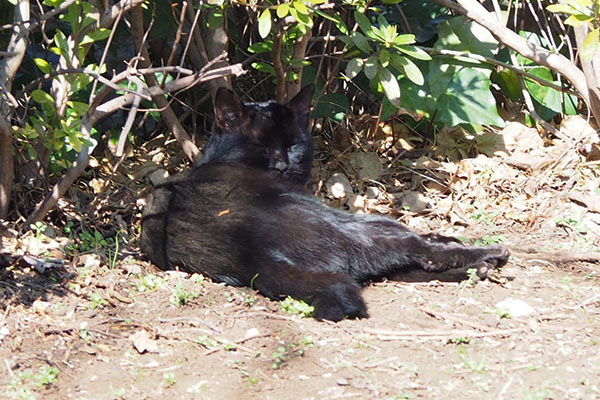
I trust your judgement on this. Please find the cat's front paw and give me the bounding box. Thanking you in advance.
[471,244,510,279]
[311,283,369,321]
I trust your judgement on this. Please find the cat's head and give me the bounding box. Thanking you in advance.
[199,85,314,185]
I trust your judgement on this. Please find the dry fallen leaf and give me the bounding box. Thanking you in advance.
[349,152,382,181]
[131,330,160,354]
[326,173,353,199]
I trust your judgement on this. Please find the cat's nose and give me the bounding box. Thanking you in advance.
[273,160,288,172]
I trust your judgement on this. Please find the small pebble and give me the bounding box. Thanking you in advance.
[336,378,349,386]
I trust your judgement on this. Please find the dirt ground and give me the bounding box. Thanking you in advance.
[1,118,600,399]
[1,224,599,400]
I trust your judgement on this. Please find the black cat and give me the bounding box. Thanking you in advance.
[140,85,509,321]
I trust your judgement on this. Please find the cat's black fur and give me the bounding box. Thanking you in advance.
[140,85,509,321]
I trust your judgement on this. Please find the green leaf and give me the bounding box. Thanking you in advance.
[68,132,83,152]
[581,28,600,60]
[437,67,504,127]
[34,58,51,74]
[86,28,111,43]
[354,10,375,39]
[248,40,273,53]
[395,45,432,60]
[292,1,308,15]
[564,14,593,26]
[207,8,224,29]
[378,67,401,106]
[379,49,390,67]
[345,58,363,79]
[67,101,89,117]
[312,93,349,121]
[546,4,577,14]
[566,0,592,12]
[31,89,54,104]
[392,34,416,46]
[524,67,578,118]
[391,54,424,85]
[364,57,378,80]
[313,9,348,34]
[277,3,289,18]
[435,16,497,57]
[54,30,71,60]
[258,8,272,39]
[351,32,371,53]
[252,61,275,75]
[289,7,312,26]
[492,68,522,101]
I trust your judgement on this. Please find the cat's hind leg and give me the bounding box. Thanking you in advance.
[346,217,509,280]
[408,235,509,278]
[251,264,369,321]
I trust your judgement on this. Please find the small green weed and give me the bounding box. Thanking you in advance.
[385,394,417,400]
[448,336,471,345]
[223,342,237,351]
[164,372,176,386]
[79,327,91,343]
[272,346,287,369]
[106,230,122,270]
[88,292,109,309]
[35,366,59,388]
[225,290,256,307]
[79,230,111,253]
[195,335,217,349]
[5,366,60,400]
[523,386,551,400]
[474,235,507,246]
[461,268,479,288]
[6,371,36,400]
[62,220,75,236]
[171,283,198,307]
[110,387,127,398]
[562,277,574,291]
[246,373,260,386]
[280,296,314,318]
[272,336,314,369]
[30,222,47,239]
[134,274,166,292]
[472,210,499,225]
[556,217,588,234]
[457,346,486,373]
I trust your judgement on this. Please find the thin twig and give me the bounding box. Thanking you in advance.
[115,76,143,157]
[420,306,493,332]
[423,47,579,98]
[161,1,188,86]
[364,327,521,341]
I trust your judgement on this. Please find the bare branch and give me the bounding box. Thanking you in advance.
[287,30,312,100]
[0,0,30,91]
[0,116,13,219]
[92,64,244,125]
[115,76,143,157]
[131,5,200,163]
[0,0,29,219]
[98,0,145,30]
[273,27,286,103]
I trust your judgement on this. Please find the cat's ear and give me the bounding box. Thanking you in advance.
[214,88,249,131]
[286,84,314,129]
